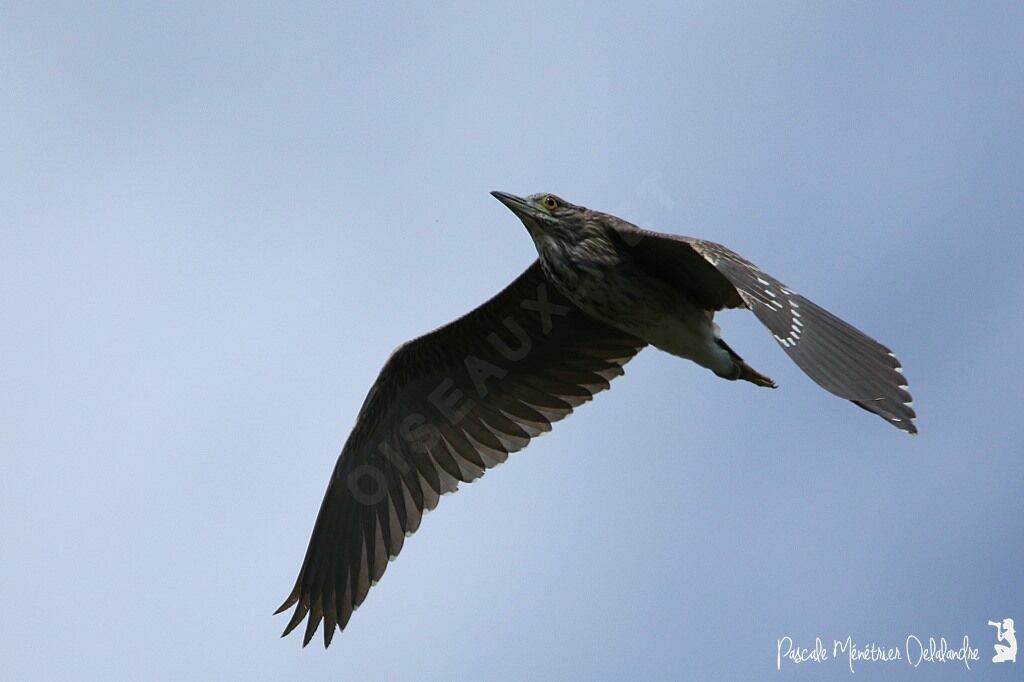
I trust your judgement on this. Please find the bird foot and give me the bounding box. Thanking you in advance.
[738,361,777,388]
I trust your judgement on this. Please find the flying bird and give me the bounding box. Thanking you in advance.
[277,191,916,647]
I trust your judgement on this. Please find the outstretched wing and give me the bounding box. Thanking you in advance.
[616,226,916,434]
[277,261,646,647]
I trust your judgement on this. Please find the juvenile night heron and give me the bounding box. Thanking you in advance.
[277,191,916,647]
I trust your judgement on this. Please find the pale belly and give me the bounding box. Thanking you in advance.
[548,261,735,376]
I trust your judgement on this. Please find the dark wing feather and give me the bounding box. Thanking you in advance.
[276,261,646,646]
[619,227,916,434]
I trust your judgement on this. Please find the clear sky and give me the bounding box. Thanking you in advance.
[3,2,1022,680]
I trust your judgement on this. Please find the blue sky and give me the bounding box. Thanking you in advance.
[3,2,1022,680]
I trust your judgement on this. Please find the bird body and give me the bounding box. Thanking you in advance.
[510,193,772,384]
[276,190,916,647]
[538,229,735,378]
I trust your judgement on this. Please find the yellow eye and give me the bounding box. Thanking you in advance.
[542,196,558,210]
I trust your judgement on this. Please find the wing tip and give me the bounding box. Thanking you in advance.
[273,595,297,616]
[890,416,919,436]
[851,395,917,435]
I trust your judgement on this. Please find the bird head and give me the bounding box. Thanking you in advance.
[491,191,579,231]
[491,191,609,267]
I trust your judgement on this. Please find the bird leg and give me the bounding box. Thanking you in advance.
[714,338,777,388]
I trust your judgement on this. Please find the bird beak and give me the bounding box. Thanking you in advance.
[491,191,555,238]
[490,191,538,218]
